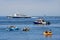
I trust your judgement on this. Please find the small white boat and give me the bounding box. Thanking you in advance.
[6,26,19,31]
[34,19,50,25]
[7,14,31,18]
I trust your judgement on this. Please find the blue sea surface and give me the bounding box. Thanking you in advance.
[0,16,60,40]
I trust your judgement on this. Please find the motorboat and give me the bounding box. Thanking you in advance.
[22,27,30,32]
[34,19,50,25]
[7,14,31,18]
[6,26,19,31]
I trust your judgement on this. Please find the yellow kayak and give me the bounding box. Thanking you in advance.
[43,31,52,36]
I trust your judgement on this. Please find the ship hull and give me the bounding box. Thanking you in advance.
[12,17,31,18]
[7,16,31,18]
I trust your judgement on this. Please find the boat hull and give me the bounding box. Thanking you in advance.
[34,22,42,24]
[34,22,50,25]
[6,28,19,31]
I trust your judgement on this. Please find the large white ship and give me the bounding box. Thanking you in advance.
[7,14,31,18]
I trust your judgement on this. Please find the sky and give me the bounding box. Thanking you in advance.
[0,0,60,16]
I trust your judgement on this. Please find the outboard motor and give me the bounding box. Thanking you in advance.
[46,22,50,25]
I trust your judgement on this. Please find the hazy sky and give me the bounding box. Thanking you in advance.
[0,0,60,16]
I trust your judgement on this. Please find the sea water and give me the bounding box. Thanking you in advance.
[0,16,60,40]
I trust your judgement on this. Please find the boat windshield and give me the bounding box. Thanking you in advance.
[37,19,45,22]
